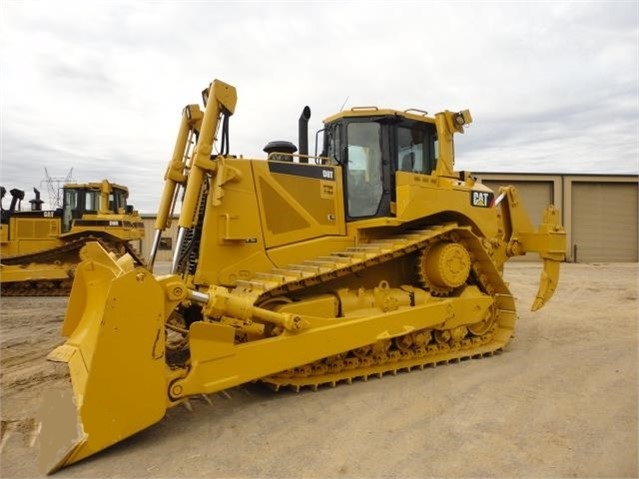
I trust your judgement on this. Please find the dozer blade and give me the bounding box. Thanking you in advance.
[39,242,168,473]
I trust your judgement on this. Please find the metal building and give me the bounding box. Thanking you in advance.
[139,215,179,263]
[476,173,638,263]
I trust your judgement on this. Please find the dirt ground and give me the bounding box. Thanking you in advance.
[0,262,637,478]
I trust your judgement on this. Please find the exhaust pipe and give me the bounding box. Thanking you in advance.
[9,188,24,213]
[298,106,311,162]
[30,188,44,211]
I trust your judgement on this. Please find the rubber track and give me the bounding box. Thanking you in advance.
[225,222,517,390]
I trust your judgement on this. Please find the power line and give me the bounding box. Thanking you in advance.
[41,167,74,209]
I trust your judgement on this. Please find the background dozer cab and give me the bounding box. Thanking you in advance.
[0,180,144,295]
[40,79,566,472]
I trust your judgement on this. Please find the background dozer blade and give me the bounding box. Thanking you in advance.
[38,247,169,473]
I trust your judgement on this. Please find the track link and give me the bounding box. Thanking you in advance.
[1,236,144,296]
[220,223,517,391]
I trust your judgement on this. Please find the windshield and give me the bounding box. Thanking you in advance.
[397,122,438,174]
[109,189,128,213]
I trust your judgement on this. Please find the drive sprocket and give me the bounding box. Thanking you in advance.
[416,240,471,296]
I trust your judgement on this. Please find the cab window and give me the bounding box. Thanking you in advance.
[62,188,78,232]
[84,191,99,213]
[397,123,437,174]
[346,122,383,217]
[109,189,128,213]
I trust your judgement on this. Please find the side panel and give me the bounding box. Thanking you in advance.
[394,172,500,238]
[194,159,274,287]
[62,214,144,242]
[2,217,62,256]
[253,161,346,248]
[194,159,348,287]
[194,159,349,286]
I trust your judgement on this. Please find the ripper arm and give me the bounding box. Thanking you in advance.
[497,186,566,310]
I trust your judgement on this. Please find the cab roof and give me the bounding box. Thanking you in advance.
[63,182,129,192]
[323,107,436,125]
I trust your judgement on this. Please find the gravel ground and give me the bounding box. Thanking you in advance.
[1,262,637,478]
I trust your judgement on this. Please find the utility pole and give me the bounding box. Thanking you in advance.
[41,168,74,209]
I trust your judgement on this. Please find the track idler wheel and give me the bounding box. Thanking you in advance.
[418,242,471,296]
[468,304,497,336]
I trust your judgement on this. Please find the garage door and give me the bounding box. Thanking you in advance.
[572,182,638,262]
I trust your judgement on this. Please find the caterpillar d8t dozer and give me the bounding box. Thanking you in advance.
[40,79,566,472]
[0,180,144,295]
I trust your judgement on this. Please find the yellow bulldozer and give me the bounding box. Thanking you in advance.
[0,180,144,295]
[39,79,566,472]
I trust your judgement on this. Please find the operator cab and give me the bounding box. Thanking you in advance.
[321,108,439,221]
[61,183,131,232]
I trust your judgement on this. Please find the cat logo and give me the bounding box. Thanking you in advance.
[471,191,494,208]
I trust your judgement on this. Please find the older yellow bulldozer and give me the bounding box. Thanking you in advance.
[39,79,566,472]
[1,180,144,295]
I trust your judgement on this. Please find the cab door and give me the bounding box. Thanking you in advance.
[342,120,393,220]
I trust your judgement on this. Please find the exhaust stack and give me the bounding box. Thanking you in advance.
[30,188,44,211]
[9,188,24,212]
[298,106,311,162]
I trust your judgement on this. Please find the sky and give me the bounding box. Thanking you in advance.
[1,0,637,213]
